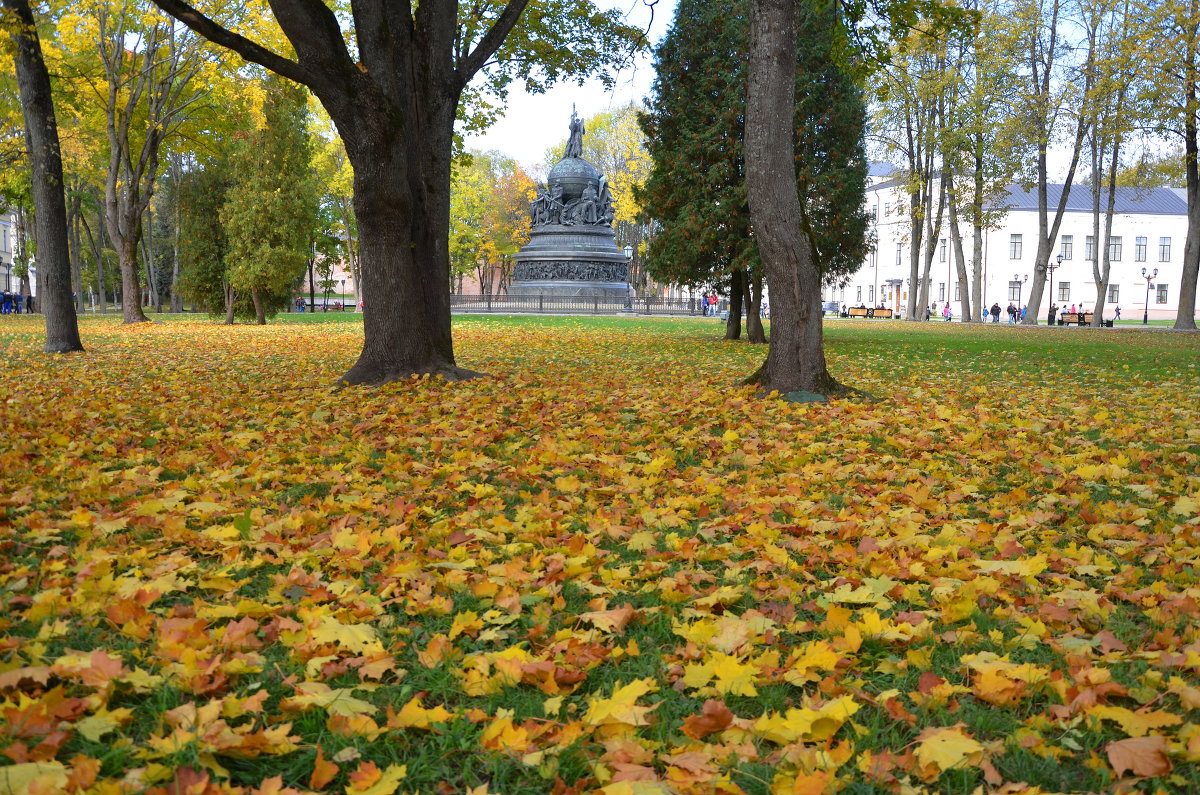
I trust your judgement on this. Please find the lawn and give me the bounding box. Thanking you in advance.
[0,314,1198,795]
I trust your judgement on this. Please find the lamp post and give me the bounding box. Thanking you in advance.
[1142,267,1157,325]
[340,278,345,309]
[1015,273,1027,317]
[622,245,634,308]
[1048,254,1062,321]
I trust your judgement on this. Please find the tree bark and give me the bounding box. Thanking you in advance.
[744,0,843,397]
[725,267,744,340]
[1177,31,1199,330]
[224,283,236,325]
[744,270,766,343]
[4,0,83,351]
[250,287,265,324]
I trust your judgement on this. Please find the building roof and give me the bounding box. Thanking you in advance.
[868,179,1187,216]
[1001,184,1186,215]
[868,162,901,179]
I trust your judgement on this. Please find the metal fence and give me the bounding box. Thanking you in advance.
[450,293,726,316]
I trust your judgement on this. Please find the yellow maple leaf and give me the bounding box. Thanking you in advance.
[914,725,983,776]
[449,610,484,640]
[583,678,658,728]
[309,615,385,655]
[345,762,407,795]
[281,682,377,717]
[1087,705,1183,737]
[388,697,454,729]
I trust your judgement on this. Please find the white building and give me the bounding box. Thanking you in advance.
[838,172,1193,322]
[0,211,15,292]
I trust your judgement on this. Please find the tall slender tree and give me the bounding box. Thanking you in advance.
[2,0,83,352]
[641,0,869,345]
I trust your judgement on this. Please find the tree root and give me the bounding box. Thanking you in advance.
[335,361,486,387]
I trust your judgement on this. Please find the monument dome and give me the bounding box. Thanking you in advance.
[546,157,600,203]
[510,110,632,300]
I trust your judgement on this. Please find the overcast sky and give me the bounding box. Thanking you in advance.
[461,0,677,171]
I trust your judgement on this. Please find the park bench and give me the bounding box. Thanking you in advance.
[873,308,894,319]
[1059,313,1093,326]
[847,307,870,318]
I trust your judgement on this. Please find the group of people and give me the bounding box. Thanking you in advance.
[0,290,31,314]
[984,302,1027,323]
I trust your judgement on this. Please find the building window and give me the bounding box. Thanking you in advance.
[1086,235,1095,261]
[1010,234,1022,259]
[1157,284,1169,304]
[938,282,945,301]
[1108,284,1119,303]
[868,284,875,303]
[1008,281,1022,301]
[1058,282,1070,302]
[1108,236,1122,262]
[856,286,862,302]
[940,238,947,262]
[896,242,903,266]
[954,282,961,300]
[840,287,845,301]
[883,202,890,216]
[1160,237,1172,261]
[1135,236,1147,262]
[1061,235,1073,260]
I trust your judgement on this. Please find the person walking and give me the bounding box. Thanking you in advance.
[1114,305,1121,321]
[990,302,1001,323]
[1048,303,1057,325]
[1007,303,1016,323]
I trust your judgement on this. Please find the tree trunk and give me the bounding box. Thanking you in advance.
[335,108,480,386]
[116,238,147,323]
[744,0,843,397]
[224,283,236,325]
[1176,46,1199,330]
[4,0,83,351]
[725,267,744,340]
[68,191,85,312]
[948,185,971,321]
[744,270,766,343]
[170,155,184,312]
[250,287,266,324]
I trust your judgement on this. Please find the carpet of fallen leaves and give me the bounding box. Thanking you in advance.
[1,315,1199,795]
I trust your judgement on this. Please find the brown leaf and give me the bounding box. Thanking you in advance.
[681,699,734,740]
[1105,735,1172,778]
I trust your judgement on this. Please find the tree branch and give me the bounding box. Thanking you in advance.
[457,0,532,86]
[147,0,313,87]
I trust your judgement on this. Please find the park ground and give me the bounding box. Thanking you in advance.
[0,314,1198,794]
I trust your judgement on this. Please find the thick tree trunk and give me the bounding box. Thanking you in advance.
[4,0,83,351]
[116,240,147,323]
[744,270,766,343]
[336,108,480,386]
[725,267,744,340]
[744,0,843,397]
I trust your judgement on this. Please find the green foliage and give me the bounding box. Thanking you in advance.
[639,0,870,289]
[177,157,233,316]
[220,75,320,318]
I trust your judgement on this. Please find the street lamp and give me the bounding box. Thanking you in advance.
[1142,267,1157,325]
[1047,255,1062,324]
[1015,273,1028,317]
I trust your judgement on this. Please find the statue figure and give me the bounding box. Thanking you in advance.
[574,183,601,225]
[598,178,614,226]
[530,186,549,225]
[546,183,565,225]
[564,107,585,159]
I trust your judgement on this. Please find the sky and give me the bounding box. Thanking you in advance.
[461,0,677,172]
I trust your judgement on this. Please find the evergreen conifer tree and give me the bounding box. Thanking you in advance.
[639,0,869,340]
